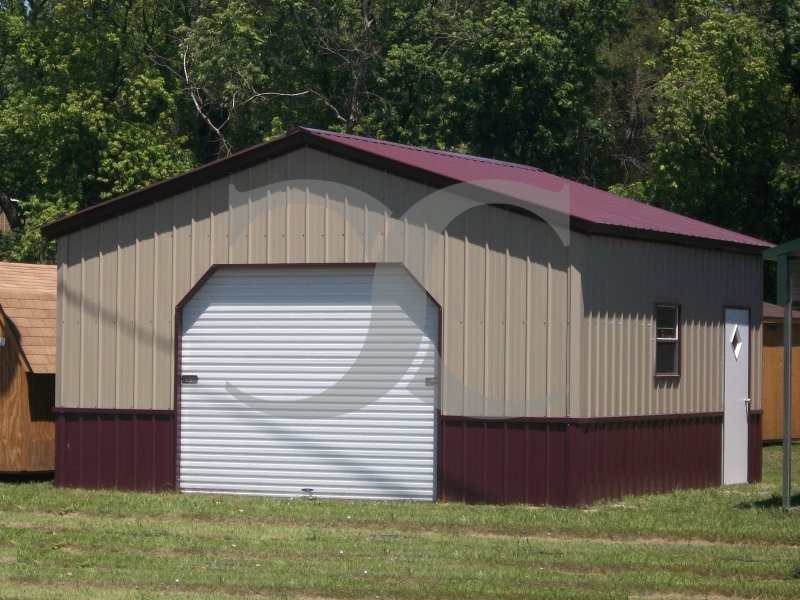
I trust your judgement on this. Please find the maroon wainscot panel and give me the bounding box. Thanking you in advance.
[439,413,728,507]
[748,410,763,484]
[54,408,176,491]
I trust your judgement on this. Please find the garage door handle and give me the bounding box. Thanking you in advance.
[181,375,199,384]
[425,377,439,387]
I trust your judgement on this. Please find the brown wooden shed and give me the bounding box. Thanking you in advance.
[0,262,56,473]
[762,301,800,441]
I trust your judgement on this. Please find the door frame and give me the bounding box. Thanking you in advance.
[722,306,751,485]
[173,262,443,498]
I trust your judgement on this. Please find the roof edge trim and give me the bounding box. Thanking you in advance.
[41,128,317,239]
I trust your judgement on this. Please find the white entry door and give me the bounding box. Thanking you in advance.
[723,308,749,485]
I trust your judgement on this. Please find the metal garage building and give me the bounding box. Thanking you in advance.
[42,127,769,506]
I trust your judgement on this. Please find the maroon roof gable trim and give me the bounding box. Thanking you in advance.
[41,130,312,240]
[41,127,771,253]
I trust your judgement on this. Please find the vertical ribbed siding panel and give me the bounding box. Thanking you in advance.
[287,165,308,264]
[211,179,230,266]
[173,190,194,319]
[306,158,328,264]
[229,170,250,264]
[505,213,528,418]
[116,213,136,411]
[55,410,175,491]
[60,236,82,407]
[527,219,564,418]
[442,209,466,416]
[179,267,439,500]
[134,205,155,410]
[80,228,100,409]
[192,186,212,281]
[547,228,569,416]
[98,220,119,409]
[364,166,387,264]
[578,235,762,417]
[485,208,506,418]
[56,147,569,418]
[463,206,487,417]
[55,242,67,409]
[568,260,583,419]
[267,154,288,264]
[247,167,268,264]
[344,161,366,264]
[154,199,175,411]
[405,192,427,286]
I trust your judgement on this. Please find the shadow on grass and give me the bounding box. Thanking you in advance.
[737,493,800,509]
[0,472,53,485]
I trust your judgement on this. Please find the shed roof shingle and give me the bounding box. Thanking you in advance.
[763,301,800,321]
[41,127,772,252]
[0,262,57,373]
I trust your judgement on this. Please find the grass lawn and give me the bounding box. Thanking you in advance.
[1,445,799,599]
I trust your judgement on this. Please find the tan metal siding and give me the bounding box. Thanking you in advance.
[134,204,156,410]
[79,227,100,409]
[154,199,176,410]
[56,147,571,417]
[61,234,81,407]
[116,212,137,409]
[505,213,527,418]
[173,191,193,304]
[192,185,213,278]
[55,242,66,409]
[575,234,762,418]
[98,219,119,407]
[462,205,487,416]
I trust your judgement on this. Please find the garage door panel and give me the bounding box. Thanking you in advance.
[179,267,439,501]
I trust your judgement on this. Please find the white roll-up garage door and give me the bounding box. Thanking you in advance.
[179,266,439,500]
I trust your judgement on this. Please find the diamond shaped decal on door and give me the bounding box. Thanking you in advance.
[730,325,743,360]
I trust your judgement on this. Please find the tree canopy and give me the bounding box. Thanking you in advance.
[1,0,799,262]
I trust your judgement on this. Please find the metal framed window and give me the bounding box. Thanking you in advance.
[655,304,680,377]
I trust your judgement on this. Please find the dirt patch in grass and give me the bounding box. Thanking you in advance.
[630,595,745,599]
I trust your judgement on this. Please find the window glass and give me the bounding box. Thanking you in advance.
[655,305,680,376]
[656,306,678,340]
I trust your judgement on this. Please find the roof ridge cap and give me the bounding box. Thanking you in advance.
[305,128,544,174]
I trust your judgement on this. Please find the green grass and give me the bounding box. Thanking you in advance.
[1,445,799,599]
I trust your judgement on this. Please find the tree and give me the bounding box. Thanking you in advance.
[630,1,799,241]
[0,0,194,262]
[167,0,317,158]
[375,1,631,181]
[5,0,800,263]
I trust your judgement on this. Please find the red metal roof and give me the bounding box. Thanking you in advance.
[302,128,771,250]
[41,126,772,251]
